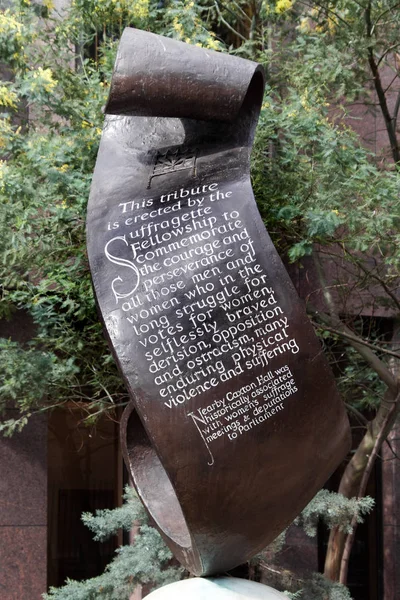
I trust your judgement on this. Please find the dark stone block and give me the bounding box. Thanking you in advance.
[0,526,47,599]
[0,413,47,526]
[276,525,318,575]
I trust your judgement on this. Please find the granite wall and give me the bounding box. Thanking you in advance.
[0,413,47,599]
[0,312,47,599]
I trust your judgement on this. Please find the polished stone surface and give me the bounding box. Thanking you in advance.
[0,411,47,526]
[0,526,47,600]
[146,577,288,599]
[0,312,47,599]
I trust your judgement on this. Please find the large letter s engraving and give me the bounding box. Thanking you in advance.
[104,235,140,303]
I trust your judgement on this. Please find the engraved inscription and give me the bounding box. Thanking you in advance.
[104,181,300,464]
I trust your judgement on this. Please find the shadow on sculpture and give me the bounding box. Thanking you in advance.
[87,28,351,578]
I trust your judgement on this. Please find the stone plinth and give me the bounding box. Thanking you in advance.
[146,577,288,599]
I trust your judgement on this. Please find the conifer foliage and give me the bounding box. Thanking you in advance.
[44,487,371,599]
[44,487,184,600]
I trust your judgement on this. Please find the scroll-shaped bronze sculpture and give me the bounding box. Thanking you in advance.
[87,29,351,577]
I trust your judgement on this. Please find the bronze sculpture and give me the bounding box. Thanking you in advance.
[87,28,351,577]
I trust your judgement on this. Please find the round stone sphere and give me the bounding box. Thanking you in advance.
[146,577,288,599]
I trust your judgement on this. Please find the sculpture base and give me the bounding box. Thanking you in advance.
[146,577,288,599]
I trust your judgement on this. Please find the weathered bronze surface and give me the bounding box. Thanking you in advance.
[87,28,351,577]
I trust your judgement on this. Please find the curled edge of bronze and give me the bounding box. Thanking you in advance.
[105,27,265,123]
[120,401,202,573]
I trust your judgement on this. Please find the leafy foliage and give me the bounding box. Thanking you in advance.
[0,338,78,434]
[0,0,127,430]
[252,84,400,268]
[0,0,232,434]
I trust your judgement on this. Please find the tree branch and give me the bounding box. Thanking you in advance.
[339,391,400,583]
[377,42,400,67]
[311,310,398,393]
[310,250,398,392]
[216,0,249,28]
[214,2,247,42]
[325,385,400,581]
[312,321,400,361]
[366,0,400,164]
[231,0,252,23]
[384,436,400,462]
[393,88,400,132]
[383,71,400,95]
[299,0,351,28]
[373,2,400,30]
[341,247,400,312]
